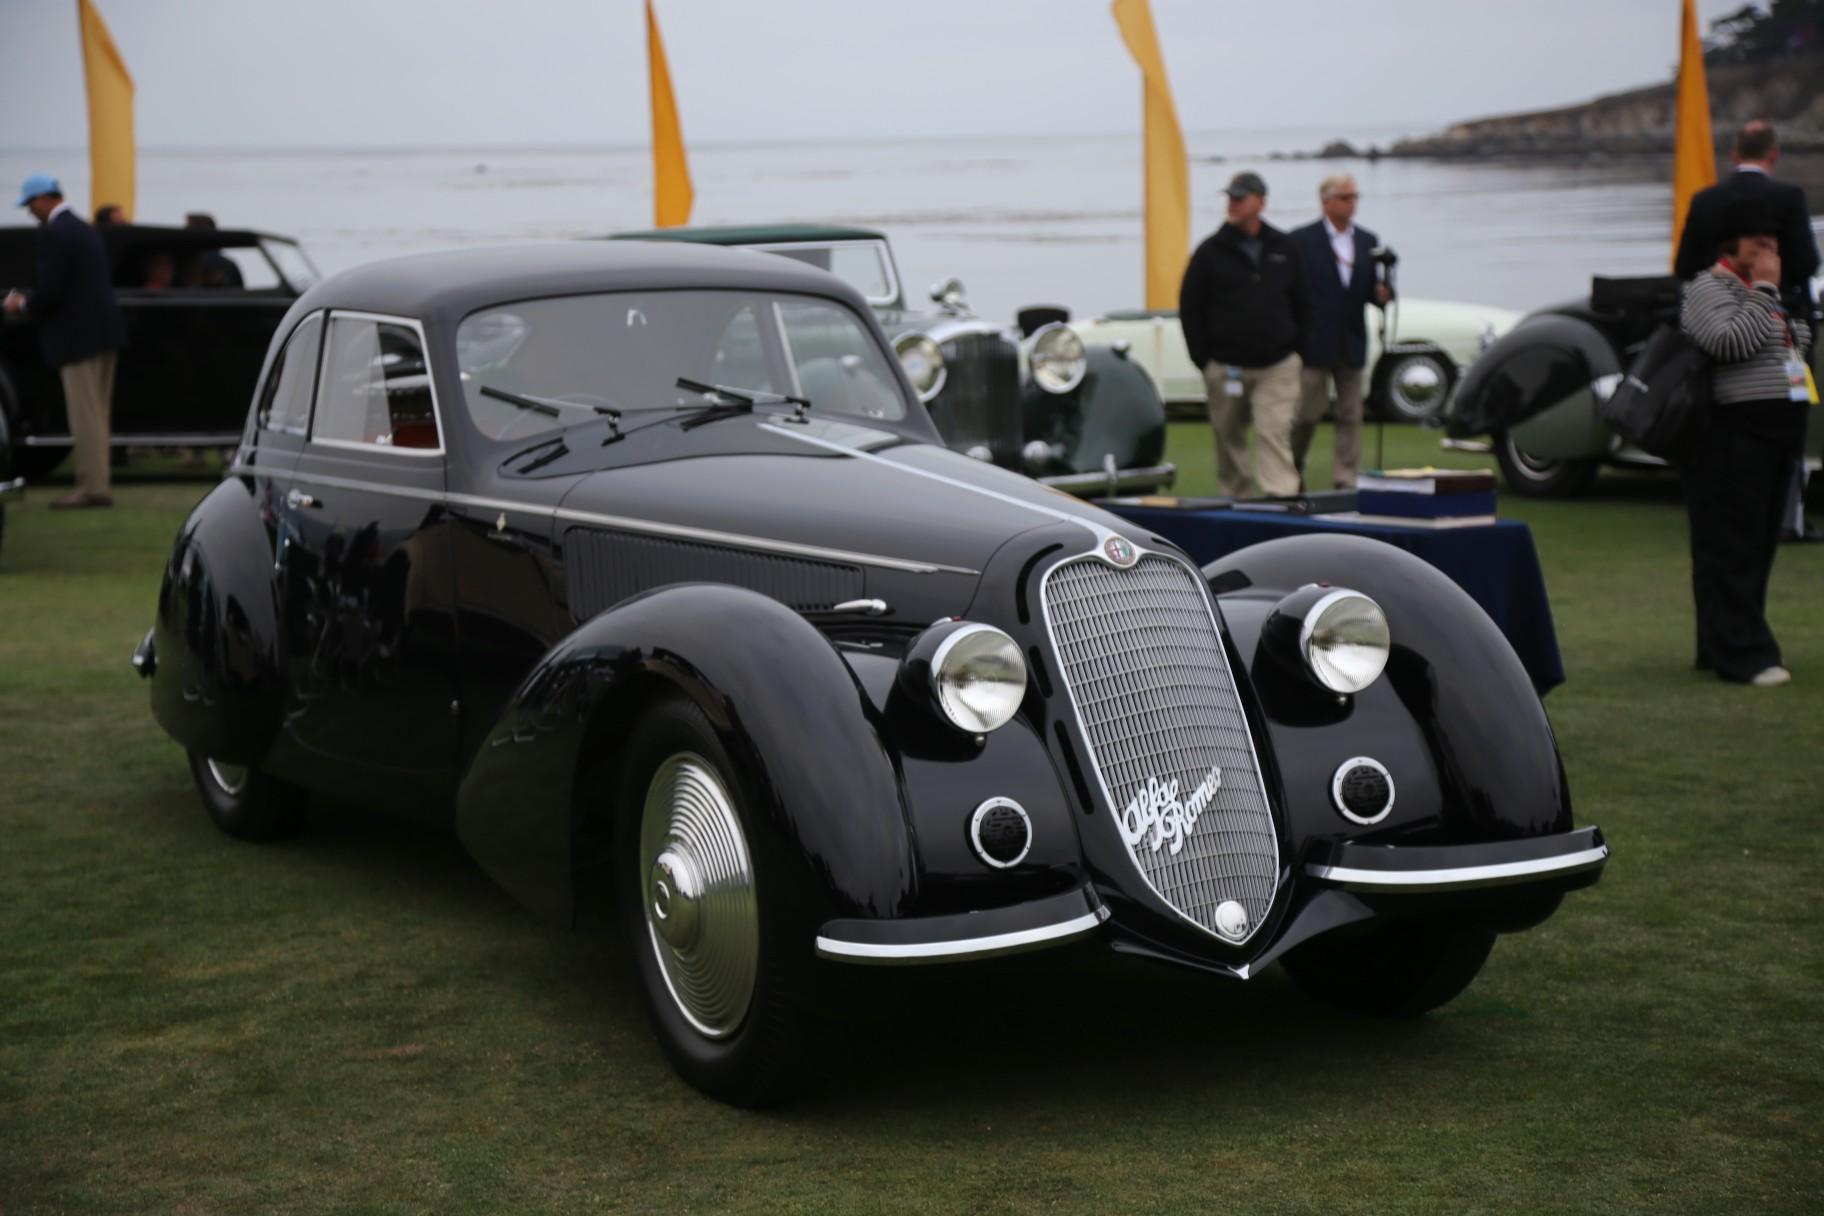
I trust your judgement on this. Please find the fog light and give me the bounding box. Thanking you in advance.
[1332,757,1394,825]
[970,797,1032,868]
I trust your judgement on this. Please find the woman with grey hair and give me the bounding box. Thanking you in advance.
[1678,205,1814,686]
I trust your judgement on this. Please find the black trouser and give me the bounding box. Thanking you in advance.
[1682,410,1796,680]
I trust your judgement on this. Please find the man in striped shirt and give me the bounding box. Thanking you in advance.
[1679,206,1814,687]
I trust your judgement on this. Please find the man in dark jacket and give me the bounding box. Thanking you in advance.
[3,174,128,508]
[1674,122,1822,542]
[1289,174,1392,488]
[1179,171,1309,497]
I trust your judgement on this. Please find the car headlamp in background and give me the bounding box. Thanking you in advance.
[1265,585,1390,694]
[900,620,1028,733]
[894,333,947,402]
[1029,322,1087,394]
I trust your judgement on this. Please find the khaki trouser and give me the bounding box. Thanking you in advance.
[61,351,117,497]
[1293,363,1366,489]
[1203,353,1302,498]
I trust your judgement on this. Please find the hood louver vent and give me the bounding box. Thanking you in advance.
[565,528,865,620]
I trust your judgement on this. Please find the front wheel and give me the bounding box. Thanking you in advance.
[1372,349,1456,422]
[1282,919,1496,1018]
[1494,431,1600,498]
[186,751,305,841]
[615,697,834,1106]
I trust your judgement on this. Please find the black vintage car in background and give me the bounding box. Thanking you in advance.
[612,224,1174,494]
[139,241,1608,1106]
[0,223,319,481]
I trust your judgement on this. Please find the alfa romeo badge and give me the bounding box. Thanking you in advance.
[1103,536,1137,567]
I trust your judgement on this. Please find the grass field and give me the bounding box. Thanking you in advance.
[2,428,1821,1214]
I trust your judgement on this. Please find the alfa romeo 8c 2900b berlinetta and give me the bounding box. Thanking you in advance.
[136,241,1608,1106]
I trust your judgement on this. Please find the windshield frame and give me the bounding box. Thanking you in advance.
[745,239,901,310]
[449,286,921,451]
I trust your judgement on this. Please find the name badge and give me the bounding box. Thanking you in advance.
[1787,358,1815,404]
[1224,366,1245,398]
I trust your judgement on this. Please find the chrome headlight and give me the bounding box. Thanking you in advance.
[894,333,946,402]
[901,621,1028,733]
[1029,322,1087,394]
[1298,589,1390,693]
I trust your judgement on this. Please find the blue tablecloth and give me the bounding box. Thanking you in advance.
[1103,506,1565,694]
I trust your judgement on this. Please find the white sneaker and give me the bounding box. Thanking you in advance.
[1749,666,1792,687]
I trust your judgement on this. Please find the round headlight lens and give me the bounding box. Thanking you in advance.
[1300,590,1390,693]
[931,624,1028,733]
[1030,323,1087,395]
[894,334,947,402]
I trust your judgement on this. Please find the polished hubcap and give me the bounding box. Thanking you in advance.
[640,753,757,1039]
[206,759,249,796]
[1389,355,1448,417]
[1506,435,1560,478]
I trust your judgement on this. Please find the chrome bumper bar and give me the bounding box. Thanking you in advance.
[1040,462,1176,497]
[816,882,1109,965]
[1305,826,1608,893]
[0,476,24,504]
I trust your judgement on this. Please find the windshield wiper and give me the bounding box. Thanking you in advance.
[481,384,622,424]
[673,377,810,430]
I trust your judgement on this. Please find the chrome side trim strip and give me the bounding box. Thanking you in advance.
[26,433,244,447]
[814,908,1106,964]
[223,465,975,575]
[1306,845,1610,892]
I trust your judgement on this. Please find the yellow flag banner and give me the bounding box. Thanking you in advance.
[1671,0,1715,267]
[647,0,693,229]
[1110,0,1189,310]
[77,0,135,220]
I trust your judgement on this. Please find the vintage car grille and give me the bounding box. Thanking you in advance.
[934,332,1022,466]
[1042,552,1279,943]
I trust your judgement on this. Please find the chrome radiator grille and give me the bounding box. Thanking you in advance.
[1042,553,1279,943]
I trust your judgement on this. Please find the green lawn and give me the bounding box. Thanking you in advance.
[2,430,1820,1214]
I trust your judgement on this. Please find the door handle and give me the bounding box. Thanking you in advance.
[286,488,321,510]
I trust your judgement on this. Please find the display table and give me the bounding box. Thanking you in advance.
[1102,504,1565,694]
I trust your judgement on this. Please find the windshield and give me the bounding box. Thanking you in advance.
[456,289,908,444]
[262,239,320,291]
[752,241,898,308]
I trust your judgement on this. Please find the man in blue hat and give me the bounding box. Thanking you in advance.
[3,174,128,508]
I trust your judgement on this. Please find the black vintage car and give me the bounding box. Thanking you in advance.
[611,224,1174,494]
[0,223,319,480]
[139,241,1608,1106]
[0,404,21,552]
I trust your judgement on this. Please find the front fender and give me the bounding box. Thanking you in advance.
[147,475,286,766]
[456,583,915,927]
[1207,534,1569,848]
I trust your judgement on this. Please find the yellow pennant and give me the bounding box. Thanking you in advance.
[647,0,693,229]
[1671,0,1715,268]
[1111,0,1189,310]
[77,0,135,220]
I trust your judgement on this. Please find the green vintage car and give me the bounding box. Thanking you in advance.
[611,225,1173,495]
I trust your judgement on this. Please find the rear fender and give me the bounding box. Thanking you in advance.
[456,583,914,927]
[1447,314,1619,440]
[146,475,287,765]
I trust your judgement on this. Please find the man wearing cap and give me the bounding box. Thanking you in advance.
[1178,171,1309,498]
[3,174,128,508]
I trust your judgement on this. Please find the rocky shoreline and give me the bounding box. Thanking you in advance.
[1275,55,1824,161]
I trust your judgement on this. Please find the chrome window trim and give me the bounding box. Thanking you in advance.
[747,238,900,309]
[814,907,1106,963]
[1038,545,1282,947]
[1305,845,1610,892]
[308,310,447,458]
[221,462,975,576]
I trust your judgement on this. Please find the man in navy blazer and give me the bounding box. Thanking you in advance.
[3,174,127,508]
[1289,174,1391,489]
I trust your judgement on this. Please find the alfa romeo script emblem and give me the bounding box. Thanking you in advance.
[1102,536,1137,567]
[1115,766,1222,856]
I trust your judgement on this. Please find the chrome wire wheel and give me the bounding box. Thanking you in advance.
[206,759,249,796]
[638,752,759,1040]
[1381,351,1453,421]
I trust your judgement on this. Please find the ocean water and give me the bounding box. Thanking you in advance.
[5,128,1820,322]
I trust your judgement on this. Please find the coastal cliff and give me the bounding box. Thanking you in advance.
[1387,55,1824,158]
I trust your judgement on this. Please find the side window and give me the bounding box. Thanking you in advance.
[314,316,442,451]
[260,313,323,434]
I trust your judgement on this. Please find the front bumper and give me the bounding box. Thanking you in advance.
[0,475,25,504]
[816,827,1607,967]
[1040,462,1176,497]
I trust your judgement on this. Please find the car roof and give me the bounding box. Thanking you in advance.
[607,223,888,246]
[290,240,874,324]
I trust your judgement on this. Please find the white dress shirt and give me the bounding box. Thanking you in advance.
[1324,217,1355,287]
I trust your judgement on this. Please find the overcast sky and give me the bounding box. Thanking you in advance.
[1,0,1752,149]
